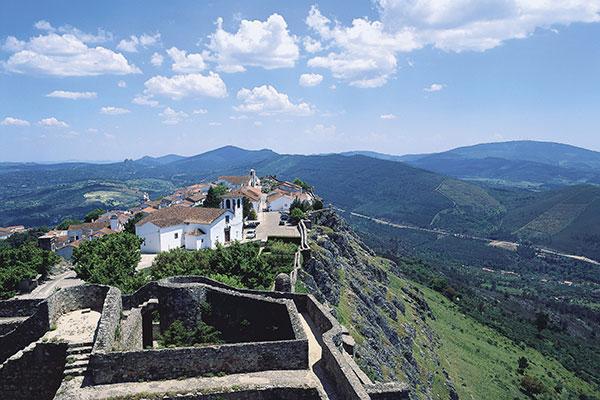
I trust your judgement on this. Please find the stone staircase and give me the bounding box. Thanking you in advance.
[63,341,93,379]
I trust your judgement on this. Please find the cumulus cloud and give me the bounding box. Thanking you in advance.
[424,83,445,92]
[132,94,159,108]
[303,37,323,53]
[38,117,69,127]
[150,52,164,67]
[193,108,208,114]
[117,80,127,88]
[1,117,30,126]
[207,14,299,72]
[208,121,222,126]
[31,20,112,43]
[306,2,600,87]
[235,85,313,116]
[166,47,206,73]
[2,26,139,76]
[100,106,131,115]
[305,123,339,139]
[380,113,397,119]
[117,33,161,52]
[299,73,323,87]
[46,90,97,100]
[144,72,227,100]
[159,107,188,125]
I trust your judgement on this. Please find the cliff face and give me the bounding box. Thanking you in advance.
[300,209,458,400]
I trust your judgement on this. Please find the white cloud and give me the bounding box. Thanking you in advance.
[1,117,30,126]
[424,83,445,92]
[38,117,69,128]
[254,121,263,127]
[100,106,131,115]
[132,94,159,108]
[208,121,222,126]
[306,2,600,87]
[306,6,419,88]
[193,108,208,114]
[299,73,323,87]
[2,28,139,76]
[32,20,112,43]
[46,90,97,100]
[235,85,314,116]
[303,37,323,53]
[166,47,206,73]
[150,52,164,67]
[117,80,127,88]
[159,107,188,125]
[380,113,398,119]
[377,0,600,52]
[229,115,248,120]
[207,14,299,72]
[144,72,227,100]
[117,33,161,52]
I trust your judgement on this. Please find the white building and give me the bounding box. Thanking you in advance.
[267,190,313,212]
[216,169,261,190]
[135,202,243,253]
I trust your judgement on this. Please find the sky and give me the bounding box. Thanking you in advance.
[1,0,599,162]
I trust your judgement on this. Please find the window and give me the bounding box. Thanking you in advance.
[225,216,230,223]
[174,233,179,239]
[226,199,231,209]
[237,198,241,208]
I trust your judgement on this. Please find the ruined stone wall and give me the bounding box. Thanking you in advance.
[89,339,308,384]
[157,388,322,400]
[0,341,67,400]
[92,287,122,353]
[0,301,49,363]
[0,299,42,317]
[47,284,109,326]
[158,283,208,331]
[122,281,160,309]
[114,307,143,351]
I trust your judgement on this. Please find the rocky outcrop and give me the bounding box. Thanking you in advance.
[301,209,457,399]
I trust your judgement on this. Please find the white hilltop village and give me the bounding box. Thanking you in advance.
[35,169,316,260]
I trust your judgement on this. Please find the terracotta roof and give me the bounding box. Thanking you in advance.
[141,206,158,214]
[267,189,289,202]
[218,175,248,185]
[68,221,109,231]
[240,186,262,201]
[137,206,227,228]
[186,193,206,202]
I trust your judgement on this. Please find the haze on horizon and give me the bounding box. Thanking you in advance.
[1,0,600,162]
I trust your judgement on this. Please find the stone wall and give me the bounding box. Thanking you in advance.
[0,301,49,363]
[47,284,109,326]
[114,307,143,351]
[157,388,322,400]
[89,339,308,384]
[92,287,122,353]
[0,299,42,317]
[0,341,67,400]
[122,281,160,309]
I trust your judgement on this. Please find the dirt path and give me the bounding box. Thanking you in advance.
[17,270,84,299]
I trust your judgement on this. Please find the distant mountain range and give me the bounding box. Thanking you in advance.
[343,141,600,188]
[2,142,600,259]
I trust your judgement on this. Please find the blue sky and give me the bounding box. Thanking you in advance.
[1,0,599,162]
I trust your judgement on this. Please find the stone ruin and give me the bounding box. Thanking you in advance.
[0,276,409,400]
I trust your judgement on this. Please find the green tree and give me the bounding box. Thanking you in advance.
[312,198,324,210]
[242,197,252,219]
[204,184,228,208]
[84,208,105,223]
[290,207,306,224]
[124,212,144,234]
[160,319,223,347]
[0,244,59,299]
[73,232,145,293]
[520,375,545,396]
[518,356,529,373]
[535,312,549,334]
[293,178,311,191]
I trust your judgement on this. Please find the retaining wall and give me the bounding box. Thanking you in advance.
[0,341,67,400]
[89,339,308,384]
[92,287,123,353]
[47,284,109,326]
[0,299,42,317]
[0,302,49,363]
[114,307,143,351]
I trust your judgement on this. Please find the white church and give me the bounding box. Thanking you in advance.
[135,191,244,253]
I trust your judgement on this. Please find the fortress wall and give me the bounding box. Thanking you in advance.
[122,281,160,309]
[158,284,208,331]
[0,299,42,317]
[0,301,49,363]
[114,306,143,351]
[92,287,123,353]
[47,284,109,326]
[89,338,308,384]
[156,388,322,400]
[0,341,67,400]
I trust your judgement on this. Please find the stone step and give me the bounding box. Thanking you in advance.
[65,359,89,370]
[67,345,92,355]
[68,341,93,348]
[67,353,90,362]
[63,366,86,378]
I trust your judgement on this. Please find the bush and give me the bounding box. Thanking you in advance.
[0,244,60,299]
[160,319,223,347]
[290,208,306,224]
[520,375,545,396]
[84,208,105,223]
[312,199,324,210]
